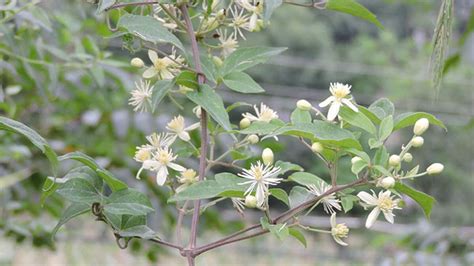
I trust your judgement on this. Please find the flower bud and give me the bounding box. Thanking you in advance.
[380,176,395,189]
[413,118,430,136]
[244,195,257,208]
[351,156,362,164]
[216,9,226,20]
[240,118,251,129]
[193,106,202,118]
[131,57,145,68]
[262,148,274,165]
[311,142,324,153]
[212,56,223,66]
[402,153,413,163]
[247,134,259,144]
[389,155,401,167]
[296,99,312,111]
[411,136,424,148]
[427,163,444,175]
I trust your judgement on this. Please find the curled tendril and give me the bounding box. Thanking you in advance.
[114,233,131,249]
[91,202,103,216]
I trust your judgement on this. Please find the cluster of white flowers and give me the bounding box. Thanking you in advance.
[134,115,200,186]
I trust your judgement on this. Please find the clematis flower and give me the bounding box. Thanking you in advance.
[306,182,341,214]
[142,49,183,80]
[176,169,199,193]
[238,161,281,208]
[129,80,153,112]
[166,115,200,142]
[217,29,239,57]
[330,213,349,246]
[357,190,401,228]
[319,82,358,121]
[134,132,176,163]
[136,147,185,186]
[236,0,263,31]
[242,103,279,123]
[229,7,250,39]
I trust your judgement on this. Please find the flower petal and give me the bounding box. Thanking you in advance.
[185,122,200,131]
[142,67,157,79]
[341,98,359,112]
[330,212,337,228]
[333,236,348,246]
[156,166,168,186]
[148,50,159,63]
[178,131,191,142]
[319,96,334,108]
[382,210,395,224]
[169,162,186,172]
[365,207,380,228]
[327,102,341,121]
[256,183,266,207]
[357,191,378,206]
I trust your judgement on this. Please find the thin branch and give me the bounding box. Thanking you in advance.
[104,1,160,11]
[148,237,184,250]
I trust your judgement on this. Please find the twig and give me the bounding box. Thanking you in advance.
[104,1,160,11]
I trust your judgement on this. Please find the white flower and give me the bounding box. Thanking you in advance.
[236,0,263,31]
[330,213,349,246]
[176,169,198,193]
[142,49,183,79]
[136,147,185,186]
[357,190,401,228]
[128,80,153,112]
[242,103,279,123]
[166,115,200,142]
[319,82,358,121]
[306,182,341,214]
[238,161,281,208]
[426,163,444,175]
[217,29,238,57]
[146,132,176,149]
[231,197,246,214]
[229,7,250,39]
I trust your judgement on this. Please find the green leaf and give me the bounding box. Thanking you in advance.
[289,172,326,187]
[326,0,383,29]
[368,138,382,149]
[290,109,312,124]
[117,14,184,51]
[239,120,285,135]
[223,72,265,94]
[373,165,392,177]
[269,188,289,207]
[51,203,90,238]
[341,195,358,213]
[152,79,175,112]
[378,115,393,142]
[274,160,304,175]
[186,84,231,131]
[41,176,58,206]
[351,159,368,175]
[0,116,58,175]
[264,0,283,21]
[289,186,311,209]
[200,55,217,84]
[268,121,362,150]
[176,70,198,90]
[104,189,154,216]
[369,98,395,119]
[373,146,389,168]
[288,228,307,248]
[221,47,287,75]
[59,151,128,191]
[169,173,248,202]
[339,106,377,135]
[358,106,382,124]
[393,112,446,131]
[56,178,102,204]
[118,225,157,239]
[260,218,289,241]
[121,215,146,230]
[344,148,370,163]
[394,182,436,218]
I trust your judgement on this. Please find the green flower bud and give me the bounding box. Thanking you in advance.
[212,56,223,66]
[131,57,145,68]
[389,155,401,167]
[262,148,274,165]
[244,195,257,208]
[351,156,362,164]
[296,99,312,111]
[411,136,424,148]
[427,163,444,175]
[247,134,259,144]
[402,153,413,163]
[311,142,324,153]
[413,118,430,136]
[240,118,251,129]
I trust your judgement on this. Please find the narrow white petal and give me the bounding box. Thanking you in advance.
[136,167,144,180]
[148,50,159,63]
[168,163,186,172]
[383,211,395,224]
[330,212,337,228]
[341,98,359,112]
[178,131,191,142]
[333,236,348,246]
[365,207,380,228]
[319,96,335,107]
[185,122,200,131]
[156,167,168,186]
[161,69,174,80]
[357,191,378,206]
[256,183,266,207]
[142,67,157,79]
[327,102,341,121]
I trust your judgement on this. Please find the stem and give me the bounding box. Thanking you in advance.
[180,5,207,266]
[105,1,161,11]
